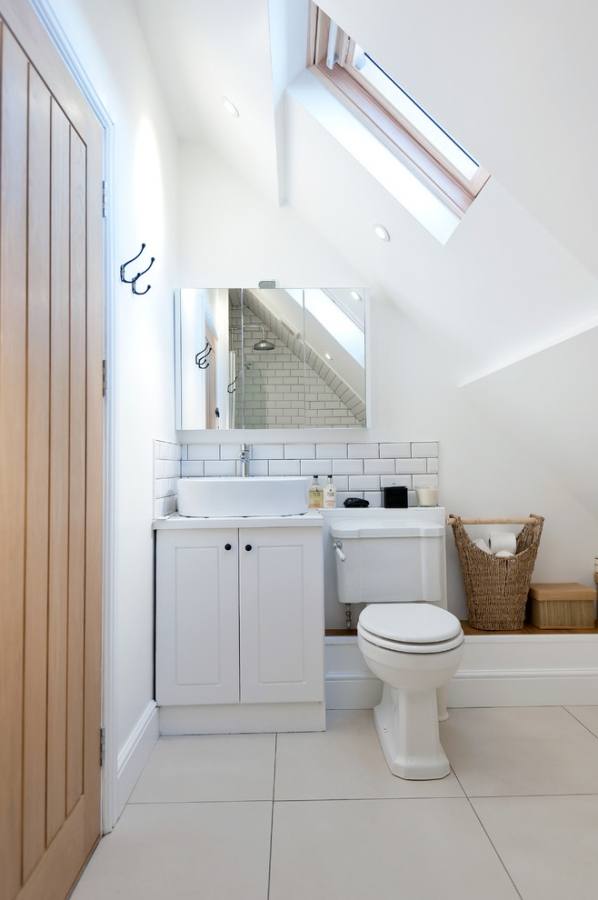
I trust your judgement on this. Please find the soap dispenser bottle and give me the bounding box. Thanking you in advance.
[324,475,336,509]
[308,475,324,509]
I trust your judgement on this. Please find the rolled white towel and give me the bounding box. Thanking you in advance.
[495,550,515,559]
[474,538,492,554]
[489,531,517,555]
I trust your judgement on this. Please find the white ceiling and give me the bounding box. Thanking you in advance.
[135,0,598,381]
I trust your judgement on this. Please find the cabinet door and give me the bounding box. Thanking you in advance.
[239,527,324,704]
[156,529,239,705]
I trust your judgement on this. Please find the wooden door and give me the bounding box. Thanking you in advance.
[239,528,324,704]
[156,530,240,705]
[0,2,104,899]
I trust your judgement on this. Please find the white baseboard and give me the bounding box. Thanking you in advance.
[115,700,159,820]
[325,635,598,709]
[160,701,326,735]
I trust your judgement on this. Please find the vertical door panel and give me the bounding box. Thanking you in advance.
[157,530,240,705]
[46,100,71,845]
[0,25,28,900]
[66,128,87,815]
[22,66,51,882]
[239,528,324,704]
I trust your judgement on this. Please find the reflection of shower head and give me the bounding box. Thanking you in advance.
[253,338,275,351]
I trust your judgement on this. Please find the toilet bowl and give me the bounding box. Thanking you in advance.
[358,603,463,779]
[330,510,463,780]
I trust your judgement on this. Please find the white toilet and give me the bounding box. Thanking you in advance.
[331,509,464,780]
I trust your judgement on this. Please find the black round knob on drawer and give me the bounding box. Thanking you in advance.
[245,544,252,552]
[224,543,232,551]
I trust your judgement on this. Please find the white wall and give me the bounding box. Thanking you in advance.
[178,143,598,619]
[45,0,179,802]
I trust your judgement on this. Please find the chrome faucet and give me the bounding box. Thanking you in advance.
[239,443,251,477]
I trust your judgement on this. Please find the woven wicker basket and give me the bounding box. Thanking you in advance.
[449,514,544,630]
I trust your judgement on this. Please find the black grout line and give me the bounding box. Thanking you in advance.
[266,734,278,900]
[562,705,598,741]
[450,766,524,900]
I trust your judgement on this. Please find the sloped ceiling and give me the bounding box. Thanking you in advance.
[135,0,598,382]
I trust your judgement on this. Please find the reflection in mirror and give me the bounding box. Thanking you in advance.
[175,288,366,430]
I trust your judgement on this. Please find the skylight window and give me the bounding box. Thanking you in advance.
[311,5,489,215]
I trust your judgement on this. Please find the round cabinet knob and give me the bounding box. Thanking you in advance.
[245,544,252,552]
[224,543,232,551]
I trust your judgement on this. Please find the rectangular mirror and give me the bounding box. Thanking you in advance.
[175,288,367,430]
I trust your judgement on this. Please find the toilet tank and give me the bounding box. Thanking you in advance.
[330,514,447,607]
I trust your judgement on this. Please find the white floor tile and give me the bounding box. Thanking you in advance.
[565,705,598,738]
[269,798,519,900]
[473,795,598,900]
[72,802,271,900]
[275,710,464,799]
[130,734,275,803]
[441,706,598,796]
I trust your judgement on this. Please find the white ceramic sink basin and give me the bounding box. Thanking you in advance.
[177,476,310,518]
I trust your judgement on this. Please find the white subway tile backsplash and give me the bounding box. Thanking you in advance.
[249,460,268,476]
[379,442,411,458]
[187,444,220,460]
[153,440,182,518]
[268,459,301,476]
[412,442,439,458]
[154,477,177,499]
[204,460,237,476]
[395,458,427,475]
[332,458,363,475]
[363,459,397,475]
[316,443,347,459]
[181,461,204,477]
[380,475,412,489]
[413,474,439,489]
[252,444,284,460]
[155,440,182,461]
[332,475,349,491]
[348,443,379,458]
[154,458,181,478]
[301,459,332,476]
[348,475,381,491]
[173,440,441,514]
[284,443,315,459]
[219,444,242,460]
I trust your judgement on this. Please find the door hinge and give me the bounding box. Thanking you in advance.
[99,727,105,768]
[101,179,107,218]
[102,359,107,397]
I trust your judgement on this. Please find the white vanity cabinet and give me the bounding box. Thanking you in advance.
[239,527,324,704]
[156,529,240,705]
[156,522,324,713]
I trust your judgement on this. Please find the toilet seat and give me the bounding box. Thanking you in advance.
[358,603,464,654]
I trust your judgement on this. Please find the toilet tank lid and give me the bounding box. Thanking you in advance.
[330,520,444,539]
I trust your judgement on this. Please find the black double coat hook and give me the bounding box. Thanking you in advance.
[120,243,155,294]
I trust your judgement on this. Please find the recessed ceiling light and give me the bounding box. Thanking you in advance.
[324,352,333,361]
[373,224,390,242]
[350,290,361,301]
[222,96,239,118]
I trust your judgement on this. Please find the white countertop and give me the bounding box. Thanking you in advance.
[153,510,324,530]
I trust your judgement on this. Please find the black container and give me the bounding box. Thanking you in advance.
[383,485,408,508]
[343,497,370,508]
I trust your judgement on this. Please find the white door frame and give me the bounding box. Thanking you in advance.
[30,0,119,833]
